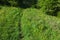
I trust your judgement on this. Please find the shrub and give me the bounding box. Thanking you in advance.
[21,8,60,40]
[37,0,58,16]
[0,7,22,40]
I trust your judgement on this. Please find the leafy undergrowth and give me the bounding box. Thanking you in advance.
[0,7,22,40]
[0,7,60,40]
[0,0,60,40]
[21,8,60,40]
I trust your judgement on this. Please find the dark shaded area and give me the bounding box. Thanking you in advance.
[18,0,37,8]
[46,6,60,16]
[53,7,60,16]
[0,0,11,6]
[0,0,38,8]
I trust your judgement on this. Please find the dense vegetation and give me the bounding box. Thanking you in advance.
[0,0,60,40]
